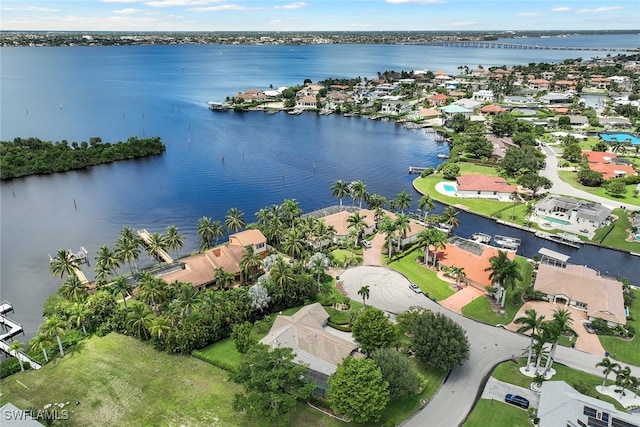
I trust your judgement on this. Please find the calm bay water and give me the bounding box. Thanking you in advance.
[1,33,638,338]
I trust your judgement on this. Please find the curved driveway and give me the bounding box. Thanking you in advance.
[540,144,639,210]
[339,266,640,427]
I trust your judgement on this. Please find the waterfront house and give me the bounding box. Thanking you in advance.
[455,174,517,201]
[439,104,472,121]
[296,95,317,110]
[539,92,573,104]
[318,209,376,244]
[381,100,411,115]
[260,303,359,397]
[534,264,626,327]
[428,93,449,107]
[582,151,637,180]
[537,381,639,427]
[534,195,612,227]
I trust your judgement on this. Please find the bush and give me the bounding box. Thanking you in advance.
[420,167,435,178]
[191,350,237,373]
[0,358,29,378]
[571,381,593,396]
[327,320,352,332]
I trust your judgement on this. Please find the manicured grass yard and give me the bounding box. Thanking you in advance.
[557,170,640,207]
[463,399,530,427]
[599,289,640,366]
[388,249,455,301]
[593,209,640,252]
[0,333,246,427]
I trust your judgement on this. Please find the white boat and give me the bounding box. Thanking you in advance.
[437,154,449,159]
[471,232,491,244]
[208,101,227,111]
[287,109,303,115]
[494,235,520,250]
[435,223,453,234]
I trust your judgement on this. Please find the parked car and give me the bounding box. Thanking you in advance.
[409,283,422,294]
[583,322,596,334]
[504,394,529,409]
[362,240,372,249]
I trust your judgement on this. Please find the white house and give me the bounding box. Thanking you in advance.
[472,89,495,102]
[455,174,517,201]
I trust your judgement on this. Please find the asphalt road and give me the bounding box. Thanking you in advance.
[338,266,640,427]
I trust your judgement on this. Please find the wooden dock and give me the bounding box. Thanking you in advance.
[0,301,41,370]
[137,229,174,264]
[408,166,428,174]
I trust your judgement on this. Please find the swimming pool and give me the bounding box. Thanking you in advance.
[600,133,640,145]
[545,216,571,226]
[443,184,456,194]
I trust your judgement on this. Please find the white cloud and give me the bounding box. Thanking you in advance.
[189,4,246,11]
[145,0,218,7]
[551,7,572,12]
[3,6,60,12]
[386,0,445,4]
[114,8,141,14]
[577,6,623,13]
[517,12,542,18]
[102,0,143,3]
[274,2,307,10]
[452,21,476,27]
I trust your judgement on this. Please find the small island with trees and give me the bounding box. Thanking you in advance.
[0,136,166,180]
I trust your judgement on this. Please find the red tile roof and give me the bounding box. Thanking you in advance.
[436,243,515,289]
[456,174,517,193]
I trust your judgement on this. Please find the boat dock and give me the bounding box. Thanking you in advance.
[137,229,174,264]
[408,166,428,174]
[208,101,228,111]
[535,231,583,248]
[493,235,521,251]
[471,232,491,244]
[0,301,41,370]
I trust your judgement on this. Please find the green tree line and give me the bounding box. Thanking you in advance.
[0,136,166,180]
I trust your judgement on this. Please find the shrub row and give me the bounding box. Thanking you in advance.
[191,350,237,373]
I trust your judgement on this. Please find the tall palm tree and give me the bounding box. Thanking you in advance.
[42,315,66,357]
[30,333,52,363]
[379,216,397,259]
[394,191,412,213]
[485,250,522,308]
[59,274,89,302]
[146,232,167,264]
[282,227,305,262]
[213,266,236,290]
[173,283,202,317]
[347,210,367,245]
[126,304,153,340]
[515,309,546,371]
[350,180,368,209]
[269,257,293,287]
[149,315,171,341]
[197,216,215,250]
[225,208,246,233]
[68,302,90,334]
[7,340,25,371]
[136,272,167,309]
[394,213,411,251]
[164,225,184,260]
[596,357,621,388]
[358,285,370,309]
[331,179,350,209]
[240,244,262,283]
[544,308,574,374]
[416,228,447,266]
[111,276,132,308]
[313,219,335,251]
[615,366,632,396]
[211,220,225,246]
[95,245,120,280]
[523,202,535,226]
[94,263,112,288]
[418,194,435,220]
[115,226,142,276]
[280,199,302,229]
[49,249,79,279]
[441,206,460,229]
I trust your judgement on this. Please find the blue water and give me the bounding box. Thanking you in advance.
[443,184,456,193]
[600,133,640,145]
[1,35,639,338]
[544,216,571,226]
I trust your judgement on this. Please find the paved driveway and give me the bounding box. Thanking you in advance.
[481,377,540,408]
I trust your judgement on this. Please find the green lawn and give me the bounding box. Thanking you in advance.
[196,337,244,368]
[331,249,362,266]
[461,257,533,325]
[388,249,455,301]
[599,289,640,365]
[593,209,640,252]
[557,170,640,207]
[463,399,530,427]
[0,333,246,427]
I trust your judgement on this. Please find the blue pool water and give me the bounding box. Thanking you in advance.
[443,184,456,193]
[600,133,640,145]
[545,216,571,226]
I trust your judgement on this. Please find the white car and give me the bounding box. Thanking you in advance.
[362,240,372,249]
[409,283,422,294]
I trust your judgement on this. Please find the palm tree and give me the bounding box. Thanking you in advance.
[308,252,329,289]
[59,274,89,302]
[211,220,225,246]
[111,276,132,308]
[615,366,632,396]
[269,257,293,287]
[213,266,235,290]
[544,308,574,374]
[146,232,167,264]
[313,219,335,251]
[441,205,460,229]
[95,245,120,280]
[331,180,350,209]
[282,227,305,262]
[515,309,546,371]
[126,304,153,340]
[225,208,246,233]
[197,216,215,250]
[358,285,370,309]
[597,357,621,388]
[137,272,167,309]
[280,199,302,229]
[485,250,522,308]
[8,340,25,371]
[149,316,171,341]
[418,194,435,220]
[523,202,535,226]
[49,249,79,279]
[68,302,90,334]
[350,180,368,209]
[94,263,112,288]
[379,216,397,259]
[451,266,466,286]
[30,333,52,363]
[173,283,202,317]
[240,244,262,283]
[42,315,66,357]
[115,226,142,276]
[347,210,367,245]
[394,191,412,213]
[416,228,447,267]
[394,213,411,251]
[164,225,184,259]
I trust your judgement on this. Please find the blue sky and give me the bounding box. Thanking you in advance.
[2,0,639,32]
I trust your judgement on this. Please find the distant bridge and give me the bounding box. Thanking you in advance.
[407,41,639,53]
